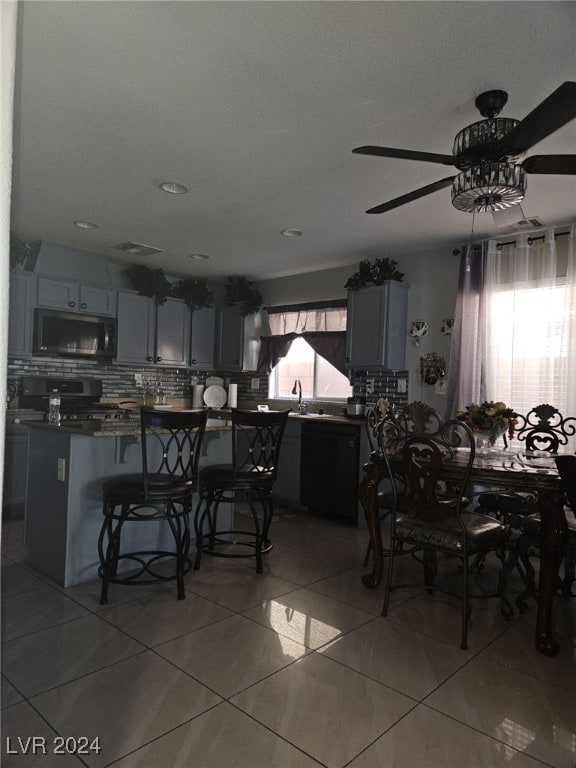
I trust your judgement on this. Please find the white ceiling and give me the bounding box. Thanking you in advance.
[10,1,576,281]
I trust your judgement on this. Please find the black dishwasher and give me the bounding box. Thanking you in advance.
[300,421,360,523]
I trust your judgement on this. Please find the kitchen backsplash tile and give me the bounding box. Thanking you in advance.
[7,358,409,412]
[6,357,265,408]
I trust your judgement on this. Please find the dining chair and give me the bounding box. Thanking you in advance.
[193,409,290,573]
[362,401,444,567]
[381,417,511,650]
[98,408,208,604]
[514,455,576,606]
[478,404,576,602]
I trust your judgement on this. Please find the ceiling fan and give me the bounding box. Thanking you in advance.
[353,81,576,215]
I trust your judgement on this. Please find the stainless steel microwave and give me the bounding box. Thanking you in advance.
[33,308,117,359]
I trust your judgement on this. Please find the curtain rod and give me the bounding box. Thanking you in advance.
[452,229,571,256]
[495,229,570,249]
[267,299,347,313]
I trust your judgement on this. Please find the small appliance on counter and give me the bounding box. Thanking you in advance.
[346,395,366,419]
[19,376,139,422]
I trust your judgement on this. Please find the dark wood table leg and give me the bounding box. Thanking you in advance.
[358,459,385,588]
[535,488,568,656]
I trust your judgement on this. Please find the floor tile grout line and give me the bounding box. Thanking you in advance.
[418,701,558,768]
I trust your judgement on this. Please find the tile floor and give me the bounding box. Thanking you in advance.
[1,507,575,768]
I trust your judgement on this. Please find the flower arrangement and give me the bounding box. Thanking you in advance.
[456,401,518,445]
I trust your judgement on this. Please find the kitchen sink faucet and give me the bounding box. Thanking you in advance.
[291,379,307,413]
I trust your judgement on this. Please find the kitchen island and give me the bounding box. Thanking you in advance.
[23,418,233,587]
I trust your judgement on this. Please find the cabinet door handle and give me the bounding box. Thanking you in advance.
[147,356,154,362]
[191,358,197,365]
[68,301,76,308]
[345,356,350,363]
[80,302,87,309]
[156,356,162,362]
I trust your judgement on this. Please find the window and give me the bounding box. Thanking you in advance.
[263,301,352,402]
[485,229,576,417]
[268,336,352,401]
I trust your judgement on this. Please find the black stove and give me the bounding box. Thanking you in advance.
[19,376,139,422]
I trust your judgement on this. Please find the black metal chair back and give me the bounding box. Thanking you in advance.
[387,418,474,521]
[516,404,576,453]
[554,455,576,507]
[231,409,290,482]
[140,408,208,495]
[381,417,511,649]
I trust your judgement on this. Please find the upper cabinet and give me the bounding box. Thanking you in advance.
[215,305,263,372]
[8,273,37,357]
[345,281,408,370]
[190,306,216,370]
[116,291,190,367]
[215,305,243,370]
[37,277,117,316]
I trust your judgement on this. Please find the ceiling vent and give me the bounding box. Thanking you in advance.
[492,206,545,232]
[112,241,164,257]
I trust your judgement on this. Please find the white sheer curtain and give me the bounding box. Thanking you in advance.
[484,224,576,416]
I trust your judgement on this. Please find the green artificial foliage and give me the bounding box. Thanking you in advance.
[173,277,214,311]
[344,258,404,290]
[10,234,41,270]
[225,276,263,316]
[123,264,174,304]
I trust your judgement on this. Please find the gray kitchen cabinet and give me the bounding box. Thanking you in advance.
[345,281,408,369]
[36,276,117,316]
[8,272,36,357]
[190,306,216,370]
[215,305,263,372]
[273,418,303,507]
[116,290,190,367]
[215,304,243,370]
[3,412,44,519]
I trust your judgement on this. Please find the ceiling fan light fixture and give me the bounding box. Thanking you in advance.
[453,118,519,162]
[451,162,526,213]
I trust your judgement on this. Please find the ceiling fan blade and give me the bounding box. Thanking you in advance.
[497,81,576,156]
[352,145,456,166]
[522,154,576,174]
[365,176,455,214]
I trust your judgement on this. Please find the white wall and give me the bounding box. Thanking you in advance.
[257,246,461,411]
[1,1,18,513]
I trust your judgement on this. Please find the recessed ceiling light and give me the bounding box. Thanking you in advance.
[281,228,303,237]
[190,253,210,260]
[160,182,189,194]
[74,220,98,229]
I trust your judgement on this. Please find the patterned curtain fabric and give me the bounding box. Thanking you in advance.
[257,304,347,375]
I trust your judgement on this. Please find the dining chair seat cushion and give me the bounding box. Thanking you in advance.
[199,463,275,489]
[395,510,510,555]
[103,473,193,502]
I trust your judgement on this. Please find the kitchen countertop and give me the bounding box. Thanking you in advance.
[21,418,232,437]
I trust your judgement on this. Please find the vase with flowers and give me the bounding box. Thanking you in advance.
[456,401,518,453]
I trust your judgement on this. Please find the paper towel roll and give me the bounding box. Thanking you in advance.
[192,384,205,408]
[227,383,238,409]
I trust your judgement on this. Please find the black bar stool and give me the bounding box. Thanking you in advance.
[98,408,208,604]
[193,409,290,573]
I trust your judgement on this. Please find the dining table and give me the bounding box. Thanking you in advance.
[358,446,570,656]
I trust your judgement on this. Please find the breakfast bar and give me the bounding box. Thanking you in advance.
[23,418,233,587]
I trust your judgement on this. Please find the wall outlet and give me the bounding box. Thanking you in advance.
[134,373,143,387]
[365,378,375,394]
[435,378,448,395]
[57,458,66,482]
[397,378,407,393]
[251,378,260,390]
